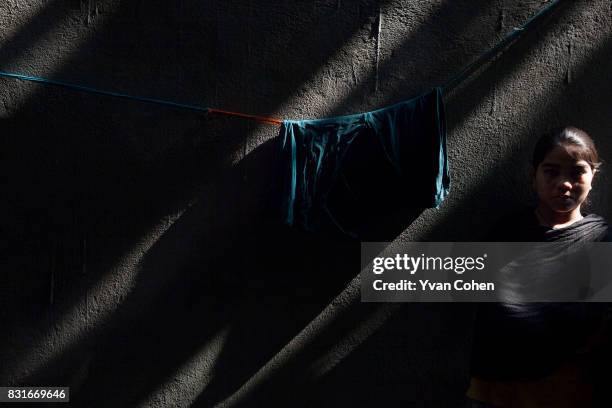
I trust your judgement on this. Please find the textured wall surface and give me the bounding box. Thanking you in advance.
[1,0,611,407]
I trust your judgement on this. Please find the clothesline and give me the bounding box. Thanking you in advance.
[441,0,563,92]
[0,0,564,126]
[0,70,283,125]
[207,108,283,125]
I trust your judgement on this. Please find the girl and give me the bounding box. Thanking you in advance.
[467,126,611,407]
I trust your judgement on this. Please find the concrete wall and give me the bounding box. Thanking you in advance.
[1,0,611,407]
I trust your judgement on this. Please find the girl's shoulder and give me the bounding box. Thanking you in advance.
[581,213,610,242]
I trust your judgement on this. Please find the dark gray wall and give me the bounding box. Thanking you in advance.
[1,0,611,407]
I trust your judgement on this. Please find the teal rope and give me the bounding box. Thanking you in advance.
[1,0,565,113]
[442,0,565,93]
[0,70,209,113]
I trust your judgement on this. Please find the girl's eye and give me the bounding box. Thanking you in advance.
[543,169,558,177]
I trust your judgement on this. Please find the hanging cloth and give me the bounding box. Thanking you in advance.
[279,88,449,236]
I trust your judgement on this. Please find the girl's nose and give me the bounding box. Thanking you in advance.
[558,180,572,191]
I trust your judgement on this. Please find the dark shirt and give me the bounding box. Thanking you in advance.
[470,208,610,381]
[486,208,611,243]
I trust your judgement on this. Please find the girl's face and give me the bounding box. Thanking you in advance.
[533,145,596,213]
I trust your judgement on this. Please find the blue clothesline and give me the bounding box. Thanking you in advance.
[0,70,208,113]
[441,0,564,92]
[0,0,565,120]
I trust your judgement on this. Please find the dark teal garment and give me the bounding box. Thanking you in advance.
[279,88,449,235]
[471,210,611,381]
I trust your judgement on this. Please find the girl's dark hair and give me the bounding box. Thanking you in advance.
[532,126,601,170]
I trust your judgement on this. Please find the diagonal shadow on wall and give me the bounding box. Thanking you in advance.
[194,7,609,408]
[4,1,606,408]
[0,0,392,348]
[1,0,71,66]
[298,32,612,408]
[186,3,592,405]
[31,1,592,406]
[104,1,548,405]
[3,0,498,404]
[0,0,400,403]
